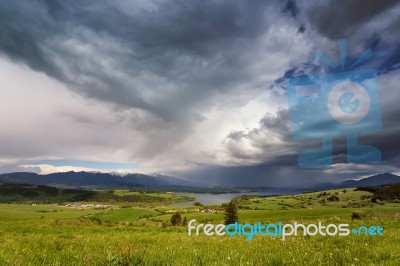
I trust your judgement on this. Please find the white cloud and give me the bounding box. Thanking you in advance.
[21,164,98,175]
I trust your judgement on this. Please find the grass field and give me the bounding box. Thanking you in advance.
[0,188,399,265]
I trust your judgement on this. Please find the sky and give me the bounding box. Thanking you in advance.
[0,0,400,187]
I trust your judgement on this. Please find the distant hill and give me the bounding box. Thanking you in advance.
[309,173,400,190]
[0,171,191,189]
[339,173,400,188]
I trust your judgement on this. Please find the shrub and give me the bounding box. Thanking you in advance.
[361,195,371,200]
[327,195,340,202]
[170,213,182,226]
[351,212,362,220]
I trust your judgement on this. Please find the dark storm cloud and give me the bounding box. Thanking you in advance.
[368,70,400,162]
[0,0,279,124]
[0,0,305,163]
[282,0,298,18]
[275,44,400,84]
[180,161,400,188]
[271,40,400,166]
[305,0,400,40]
[230,77,400,168]
[365,110,400,162]
[191,35,400,168]
[182,164,315,188]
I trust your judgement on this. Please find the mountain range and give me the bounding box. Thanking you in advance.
[0,171,399,191]
[309,173,400,190]
[0,171,191,189]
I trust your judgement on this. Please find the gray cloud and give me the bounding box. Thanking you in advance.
[0,0,299,161]
[304,0,400,40]
[365,70,400,162]
[226,69,400,161]
[0,0,279,121]
[178,162,400,188]
[1,0,315,161]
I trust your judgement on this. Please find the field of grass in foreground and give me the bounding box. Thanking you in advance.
[0,188,399,265]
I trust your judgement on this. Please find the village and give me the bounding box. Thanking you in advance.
[65,203,110,209]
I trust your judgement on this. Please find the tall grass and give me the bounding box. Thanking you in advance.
[0,215,398,265]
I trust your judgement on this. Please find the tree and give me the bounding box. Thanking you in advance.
[224,200,238,225]
[171,213,182,226]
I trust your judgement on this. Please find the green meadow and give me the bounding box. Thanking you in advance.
[0,188,399,265]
